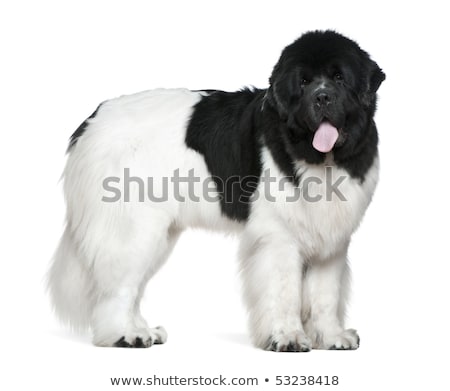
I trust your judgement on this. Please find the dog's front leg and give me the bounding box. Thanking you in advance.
[302,248,360,350]
[239,224,311,352]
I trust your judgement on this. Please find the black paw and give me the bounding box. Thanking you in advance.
[269,340,311,352]
[113,336,152,348]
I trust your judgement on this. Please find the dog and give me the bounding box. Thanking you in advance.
[48,30,385,351]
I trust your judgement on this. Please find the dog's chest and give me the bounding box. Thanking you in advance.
[254,150,379,259]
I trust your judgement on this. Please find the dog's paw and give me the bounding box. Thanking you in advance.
[327,329,359,350]
[267,331,312,352]
[113,335,152,348]
[112,326,167,348]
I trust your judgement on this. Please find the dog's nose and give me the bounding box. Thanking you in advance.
[315,91,331,106]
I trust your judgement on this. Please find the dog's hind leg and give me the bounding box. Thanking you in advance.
[130,226,181,346]
[89,210,177,348]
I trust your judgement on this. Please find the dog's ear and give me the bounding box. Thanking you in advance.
[267,65,301,123]
[362,59,385,106]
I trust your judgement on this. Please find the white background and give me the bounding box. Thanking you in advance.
[1,0,449,389]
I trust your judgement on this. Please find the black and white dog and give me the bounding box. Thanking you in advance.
[48,30,385,351]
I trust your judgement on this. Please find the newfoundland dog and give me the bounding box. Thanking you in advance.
[48,30,385,351]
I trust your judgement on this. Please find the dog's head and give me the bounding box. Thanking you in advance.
[267,30,385,162]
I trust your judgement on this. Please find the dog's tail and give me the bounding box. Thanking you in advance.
[47,226,93,331]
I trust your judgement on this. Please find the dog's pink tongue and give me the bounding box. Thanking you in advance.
[312,122,339,153]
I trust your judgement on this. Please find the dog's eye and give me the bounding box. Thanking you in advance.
[300,78,309,86]
[334,72,344,82]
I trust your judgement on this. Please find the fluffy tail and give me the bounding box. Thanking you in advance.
[47,227,93,331]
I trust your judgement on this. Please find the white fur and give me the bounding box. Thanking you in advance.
[48,88,378,349]
[240,148,378,349]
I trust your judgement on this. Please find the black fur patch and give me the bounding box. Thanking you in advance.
[186,89,265,221]
[133,337,146,348]
[333,120,378,181]
[113,336,132,348]
[68,103,102,151]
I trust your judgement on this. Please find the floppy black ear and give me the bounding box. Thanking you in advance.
[369,60,385,93]
[362,59,385,106]
[267,66,301,123]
